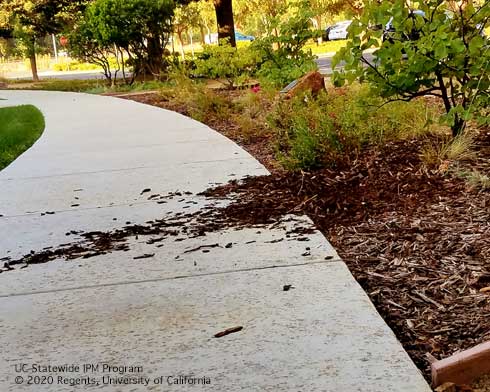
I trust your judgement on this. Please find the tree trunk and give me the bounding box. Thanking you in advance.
[316,16,323,44]
[213,0,236,47]
[188,29,195,59]
[28,38,39,82]
[199,25,206,45]
[29,54,39,82]
[177,31,185,61]
[146,36,165,79]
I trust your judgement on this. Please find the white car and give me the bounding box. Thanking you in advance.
[325,20,352,41]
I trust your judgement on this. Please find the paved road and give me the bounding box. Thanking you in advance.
[0,90,430,391]
[5,69,127,81]
[4,51,375,81]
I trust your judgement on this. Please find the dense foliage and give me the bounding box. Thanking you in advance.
[250,1,319,87]
[69,0,176,83]
[333,0,490,136]
[194,1,319,88]
[194,43,261,87]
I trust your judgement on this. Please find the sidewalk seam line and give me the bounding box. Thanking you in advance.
[0,196,220,219]
[0,259,343,298]
[0,157,261,181]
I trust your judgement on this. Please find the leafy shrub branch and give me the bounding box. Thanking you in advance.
[333,0,490,136]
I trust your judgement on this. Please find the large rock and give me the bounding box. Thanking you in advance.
[281,71,326,99]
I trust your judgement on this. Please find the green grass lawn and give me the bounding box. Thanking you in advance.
[9,78,170,94]
[305,40,349,55]
[0,105,45,170]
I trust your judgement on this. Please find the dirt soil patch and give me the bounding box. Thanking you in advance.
[123,91,490,382]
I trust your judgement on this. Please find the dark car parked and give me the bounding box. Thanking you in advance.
[382,10,426,43]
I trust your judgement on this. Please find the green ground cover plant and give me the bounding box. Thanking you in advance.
[194,43,261,88]
[0,104,45,170]
[11,78,169,94]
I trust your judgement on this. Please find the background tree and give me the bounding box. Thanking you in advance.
[309,0,335,32]
[196,0,216,43]
[174,2,202,59]
[0,0,87,81]
[234,0,288,37]
[69,0,176,81]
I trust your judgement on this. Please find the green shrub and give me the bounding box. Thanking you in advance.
[270,84,440,170]
[194,44,262,88]
[269,92,342,170]
[250,1,319,88]
[323,85,439,148]
[334,0,490,137]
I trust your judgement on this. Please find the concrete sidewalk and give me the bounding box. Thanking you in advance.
[0,91,431,391]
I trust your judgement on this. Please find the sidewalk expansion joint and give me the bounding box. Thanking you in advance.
[0,157,257,181]
[0,258,342,299]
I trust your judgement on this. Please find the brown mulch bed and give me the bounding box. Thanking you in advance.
[473,374,490,392]
[124,91,490,381]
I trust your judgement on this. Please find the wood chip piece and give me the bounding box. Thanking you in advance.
[133,253,155,260]
[214,326,243,338]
